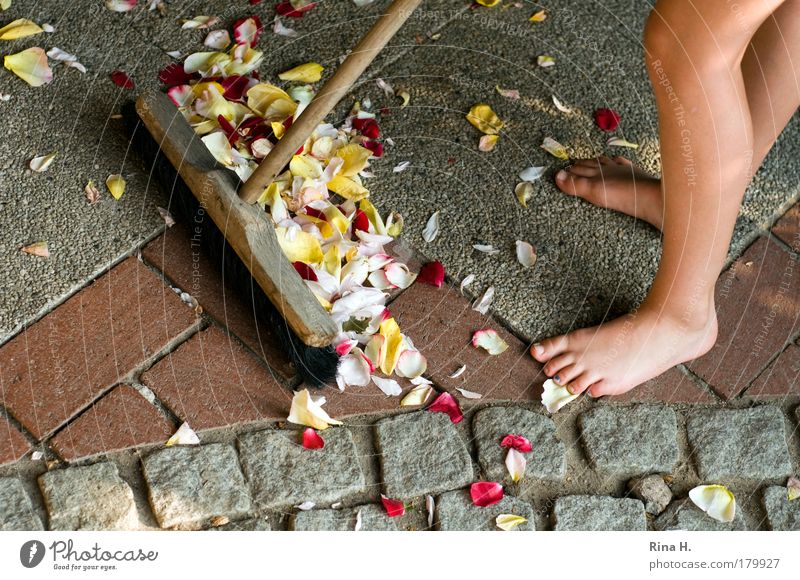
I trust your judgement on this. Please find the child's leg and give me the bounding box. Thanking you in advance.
[531,0,789,396]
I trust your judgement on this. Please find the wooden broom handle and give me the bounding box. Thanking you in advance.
[239,0,423,203]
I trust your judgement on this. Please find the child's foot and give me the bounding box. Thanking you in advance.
[530,303,717,397]
[555,156,663,230]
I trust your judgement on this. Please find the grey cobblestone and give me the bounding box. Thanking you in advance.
[436,489,536,531]
[0,477,43,531]
[239,428,366,510]
[686,407,792,480]
[552,496,646,531]
[211,517,272,531]
[375,411,474,499]
[142,443,251,529]
[628,475,673,516]
[579,405,678,476]
[654,498,748,531]
[762,486,800,531]
[38,463,138,530]
[472,407,565,483]
[290,505,397,531]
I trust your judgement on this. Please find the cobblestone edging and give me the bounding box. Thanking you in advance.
[1,402,798,532]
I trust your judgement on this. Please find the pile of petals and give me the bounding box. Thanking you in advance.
[163,17,426,392]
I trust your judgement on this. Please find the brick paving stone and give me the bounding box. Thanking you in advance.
[613,366,718,404]
[0,477,43,531]
[142,443,251,529]
[388,282,544,402]
[654,498,748,531]
[772,202,800,253]
[579,405,679,476]
[687,238,800,399]
[685,407,792,481]
[552,496,646,531]
[436,489,536,531]
[744,345,800,399]
[211,517,272,531]
[472,407,565,484]
[238,428,366,510]
[290,505,398,531]
[50,384,175,461]
[142,227,295,382]
[762,486,800,531]
[140,325,287,431]
[1,258,197,439]
[39,462,138,530]
[375,411,474,499]
[0,416,31,466]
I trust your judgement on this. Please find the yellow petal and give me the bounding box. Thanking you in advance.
[466,103,503,135]
[275,226,323,264]
[271,121,286,139]
[327,174,369,201]
[359,198,386,234]
[20,241,49,257]
[4,47,52,86]
[689,485,736,523]
[379,317,403,375]
[287,388,342,430]
[541,136,569,160]
[201,132,234,166]
[278,62,324,83]
[607,136,639,149]
[246,82,297,121]
[0,1,11,11]
[515,182,534,207]
[496,514,527,531]
[787,476,799,501]
[337,143,372,177]
[289,154,323,179]
[323,245,341,280]
[529,10,547,22]
[400,384,433,407]
[0,18,43,40]
[475,0,500,5]
[165,422,200,446]
[398,90,410,108]
[322,204,349,234]
[105,174,126,200]
[478,134,499,152]
[28,152,56,172]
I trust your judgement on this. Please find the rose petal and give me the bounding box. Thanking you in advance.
[505,448,527,482]
[470,481,504,507]
[384,263,417,289]
[397,90,410,108]
[422,211,439,243]
[158,207,175,227]
[111,70,134,89]
[275,226,323,264]
[4,47,52,86]
[529,9,546,21]
[395,349,427,379]
[20,241,49,258]
[515,240,537,268]
[233,16,262,45]
[105,0,137,12]
[302,428,325,449]
[279,62,324,83]
[472,329,508,355]
[335,339,357,357]
[787,476,800,501]
[689,484,736,523]
[479,134,499,152]
[400,384,433,406]
[287,388,343,430]
[519,166,546,182]
[105,174,126,200]
[426,495,435,528]
[29,152,56,172]
[500,434,532,453]
[607,136,639,149]
[515,182,534,208]
[204,29,230,50]
[276,1,316,17]
[378,317,403,375]
[541,136,569,160]
[336,351,372,389]
[460,274,475,293]
[165,422,200,446]
[273,17,297,37]
[466,103,504,135]
[0,18,43,40]
[47,47,86,73]
[473,244,499,255]
[472,286,495,315]
[541,378,579,413]
[181,15,219,29]
[537,55,555,68]
[495,85,520,100]
[380,495,405,517]
[84,180,101,204]
[456,388,482,399]
[296,501,315,511]
[449,365,467,379]
[496,514,527,531]
[376,77,394,97]
[427,391,463,424]
[594,108,621,132]
[372,375,402,396]
[552,95,572,113]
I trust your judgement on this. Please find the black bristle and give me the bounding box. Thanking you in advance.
[123,101,338,387]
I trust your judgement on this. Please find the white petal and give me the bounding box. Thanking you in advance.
[689,485,736,523]
[456,387,482,399]
[519,166,546,182]
[372,375,402,396]
[515,240,537,268]
[552,95,572,113]
[384,263,417,289]
[287,388,343,430]
[449,365,467,379]
[395,349,427,379]
[29,152,56,172]
[204,29,230,49]
[422,211,440,243]
[473,244,499,255]
[505,448,527,482]
[273,17,297,37]
[376,77,394,97]
[336,352,371,389]
[472,286,495,315]
[541,378,579,414]
[166,422,200,446]
[400,384,433,406]
[460,274,475,293]
[426,495,435,528]
[607,137,639,149]
[472,329,508,355]
[496,514,528,531]
[354,509,363,531]
[296,501,316,511]
[393,160,411,173]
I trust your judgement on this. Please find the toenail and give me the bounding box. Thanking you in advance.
[532,343,543,354]
[556,170,568,180]
[554,375,561,383]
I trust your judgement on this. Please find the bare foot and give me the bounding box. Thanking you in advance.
[555,156,664,230]
[530,303,717,397]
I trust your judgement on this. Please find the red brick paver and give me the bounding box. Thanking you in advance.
[773,202,800,253]
[743,344,800,400]
[140,325,288,431]
[142,226,296,382]
[0,416,31,466]
[612,366,718,405]
[50,384,176,461]
[687,237,800,400]
[0,258,198,440]
[388,282,545,402]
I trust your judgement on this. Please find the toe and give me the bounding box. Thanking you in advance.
[588,380,617,398]
[567,372,597,395]
[532,334,570,362]
[597,155,613,165]
[555,171,593,198]
[543,353,574,379]
[566,164,600,178]
[613,156,633,165]
[554,364,582,386]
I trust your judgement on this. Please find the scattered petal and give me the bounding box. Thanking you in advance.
[519,166,546,182]
[515,240,537,268]
[470,481,504,507]
[449,365,466,379]
[472,329,508,355]
[594,108,621,132]
[541,136,569,160]
[397,89,410,107]
[165,422,200,446]
[417,261,445,287]
[505,448,527,482]
[400,384,433,406]
[28,152,56,172]
[466,103,503,135]
[426,495,435,528]
[376,77,394,97]
[395,349,427,379]
[500,434,532,453]
[372,375,402,396]
[515,182,534,208]
[354,509,362,531]
[427,391,463,424]
[456,388,482,400]
[478,134,499,152]
[537,55,555,68]
[105,174,126,200]
[541,378,579,413]
[381,495,405,517]
[496,514,527,531]
[393,160,411,173]
[0,18,43,40]
[472,286,495,314]
[529,10,546,22]
[181,15,219,29]
[422,211,439,243]
[204,29,230,49]
[495,85,520,100]
[84,180,101,204]
[335,351,371,389]
[273,17,297,37]
[460,274,475,293]
[787,476,799,501]
[378,317,404,375]
[111,70,134,89]
[4,47,52,86]
[607,136,639,149]
[473,244,499,255]
[157,206,175,227]
[296,501,316,511]
[552,95,571,113]
[279,62,324,83]
[46,47,86,73]
[689,484,736,523]
[20,241,49,258]
[287,388,343,430]
[233,16,262,45]
[302,428,325,449]
[105,0,137,12]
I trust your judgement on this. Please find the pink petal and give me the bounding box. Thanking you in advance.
[594,108,621,132]
[500,434,532,453]
[381,495,405,517]
[110,70,134,89]
[395,349,427,379]
[335,339,357,357]
[427,391,463,424]
[417,261,445,287]
[302,428,325,450]
[470,481,504,507]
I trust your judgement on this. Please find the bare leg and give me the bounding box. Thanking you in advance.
[532,0,789,396]
[554,0,800,230]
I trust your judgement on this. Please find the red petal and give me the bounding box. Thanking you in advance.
[276,1,316,17]
[427,392,463,424]
[303,206,326,221]
[594,108,621,132]
[233,15,263,45]
[302,428,325,449]
[363,140,384,158]
[250,0,262,4]
[111,70,134,89]
[352,117,380,139]
[470,481,504,507]
[217,115,238,144]
[158,63,198,87]
[380,495,405,517]
[353,209,370,233]
[292,261,318,281]
[417,261,445,288]
[500,434,533,453]
[221,75,250,101]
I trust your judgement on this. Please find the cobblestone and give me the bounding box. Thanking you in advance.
[291,505,397,531]
[0,477,42,531]
[552,496,646,531]
[654,498,748,531]
[436,489,536,531]
[762,486,800,531]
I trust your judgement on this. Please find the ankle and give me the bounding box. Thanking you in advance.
[641,297,715,334]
